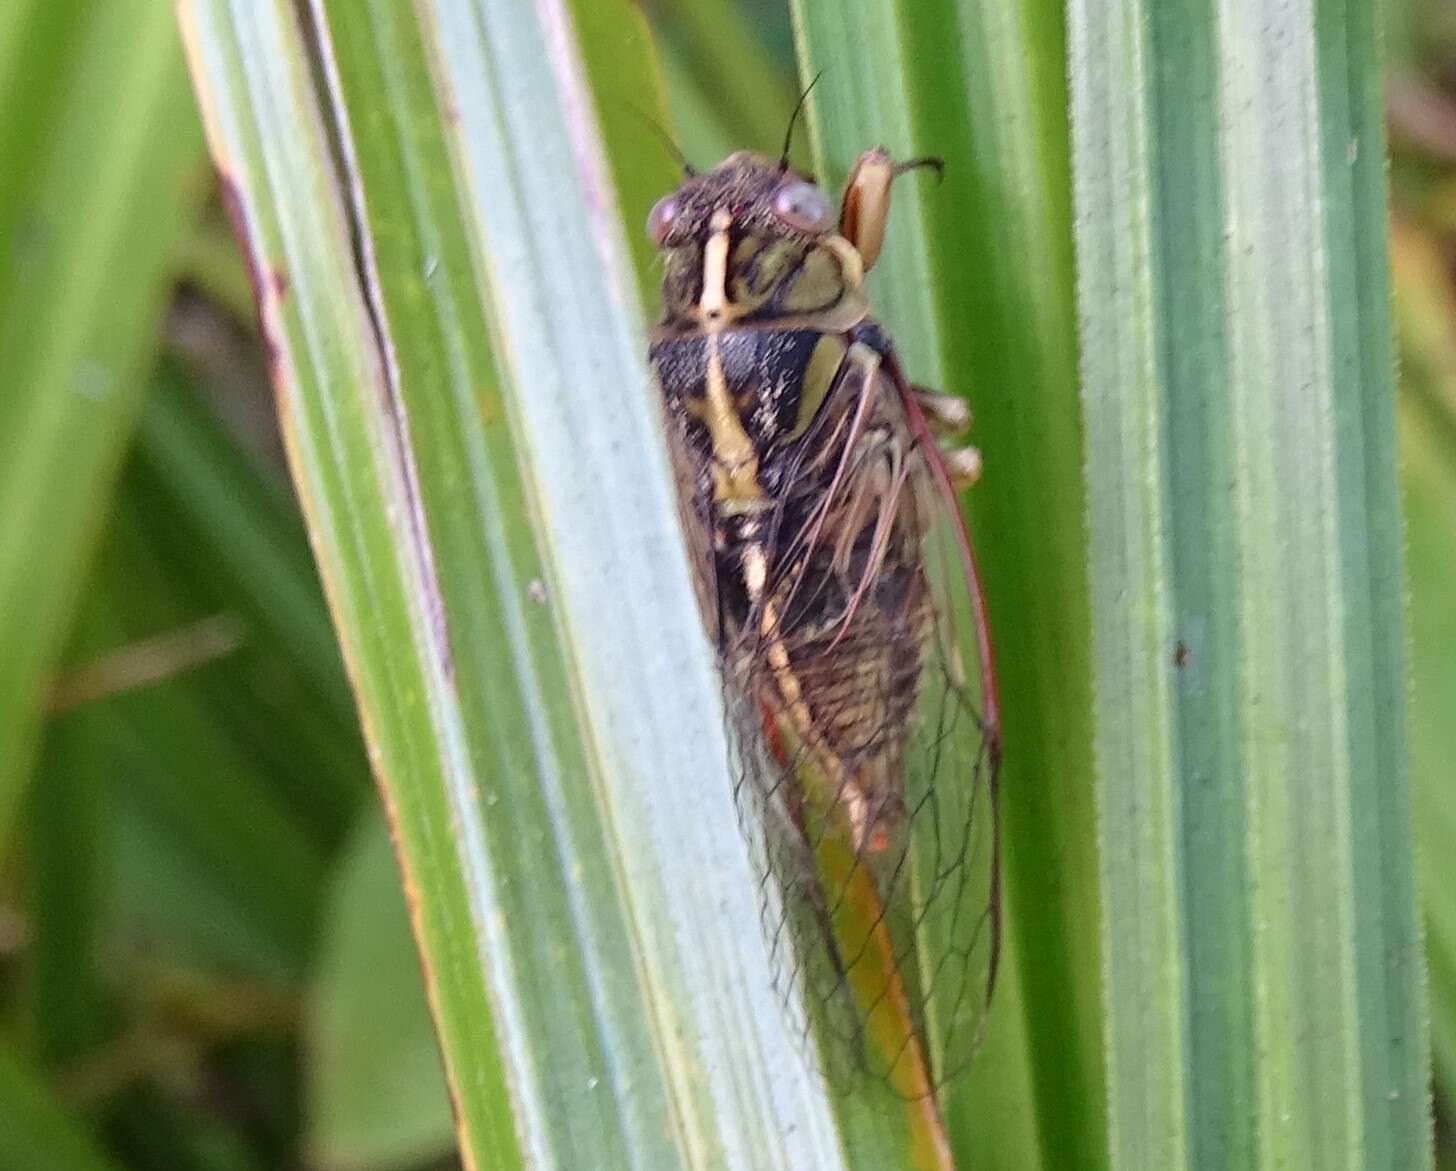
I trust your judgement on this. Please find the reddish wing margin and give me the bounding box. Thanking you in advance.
[884,345,1003,1012]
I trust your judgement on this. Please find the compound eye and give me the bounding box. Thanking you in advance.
[772,180,832,232]
[646,194,680,246]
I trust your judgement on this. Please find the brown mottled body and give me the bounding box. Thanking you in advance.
[645,147,999,1109]
[649,151,967,848]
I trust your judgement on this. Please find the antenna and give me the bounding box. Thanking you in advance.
[779,71,824,170]
[627,103,697,176]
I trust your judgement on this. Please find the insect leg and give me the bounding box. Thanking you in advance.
[905,385,981,489]
[839,151,947,275]
[911,386,972,436]
[838,149,895,272]
[939,445,983,492]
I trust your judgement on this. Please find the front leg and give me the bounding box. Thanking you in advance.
[838,149,944,273]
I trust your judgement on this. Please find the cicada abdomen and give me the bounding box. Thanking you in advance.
[647,146,1001,1101]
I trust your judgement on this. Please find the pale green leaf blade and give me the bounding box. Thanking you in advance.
[180,1,846,1166]
[1069,0,1431,1166]
[180,5,524,1165]
[413,1,846,1162]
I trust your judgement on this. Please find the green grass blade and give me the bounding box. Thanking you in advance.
[650,0,799,158]
[1069,1,1431,1166]
[1391,221,1456,1096]
[126,364,368,844]
[787,1,1095,1165]
[0,1043,122,1171]
[179,4,526,1163]
[134,364,356,728]
[35,359,368,985]
[0,0,205,837]
[24,721,108,1067]
[1402,398,1456,1097]
[180,1,846,1165]
[308,809,453,1170]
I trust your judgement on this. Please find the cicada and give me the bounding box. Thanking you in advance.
[646,142,1001,1101]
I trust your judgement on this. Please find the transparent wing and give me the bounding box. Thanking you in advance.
[722,351,1000,1097]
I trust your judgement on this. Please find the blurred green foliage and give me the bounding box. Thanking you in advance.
[0,1,1449,1168]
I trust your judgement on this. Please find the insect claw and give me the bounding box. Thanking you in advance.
[894,156,945,185]
[912,386,972,435]
[940,445,983,491]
